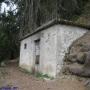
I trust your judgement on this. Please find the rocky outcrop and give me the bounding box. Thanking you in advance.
[64,32,90,77]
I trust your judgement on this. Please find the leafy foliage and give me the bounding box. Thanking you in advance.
[19,0,89,37]
[0,0,89,63]
[0,10,19,63]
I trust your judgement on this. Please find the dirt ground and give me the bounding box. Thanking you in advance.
[0,62,86,90]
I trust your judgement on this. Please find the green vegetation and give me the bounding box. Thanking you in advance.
[20,68,54,80]
[0,1,20,64]
[34,72,54,80]
[76,0,90,25]
[0,0,89,64]
[20,0,89,37]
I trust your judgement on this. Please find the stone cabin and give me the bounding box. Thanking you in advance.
[20,19,90,77]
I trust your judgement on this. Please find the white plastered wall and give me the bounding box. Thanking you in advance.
[20,24,88,77]
[56,25,88,75]
[20,25,58,77]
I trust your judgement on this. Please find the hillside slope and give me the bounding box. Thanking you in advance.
[76,0,90,26]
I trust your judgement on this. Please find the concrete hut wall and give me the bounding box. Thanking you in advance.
[56,25,88,75]
[20,25,58,77]
[20,24,88,77]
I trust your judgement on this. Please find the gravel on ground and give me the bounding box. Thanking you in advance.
[0,62,86,90]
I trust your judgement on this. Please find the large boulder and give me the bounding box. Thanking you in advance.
[64,32,90,77]
[67,52,86,64]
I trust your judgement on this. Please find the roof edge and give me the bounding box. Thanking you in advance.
[20,18,90,41]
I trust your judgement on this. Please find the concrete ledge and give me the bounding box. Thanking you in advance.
[20,18,90,41]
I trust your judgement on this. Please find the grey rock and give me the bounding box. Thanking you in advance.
[77,52,86,64]
[68,53,77,63]
[0,62,6,67]
[84,51,90,67]
[80,45,90,52]
[68,63,84,76]
[82,69,90,77]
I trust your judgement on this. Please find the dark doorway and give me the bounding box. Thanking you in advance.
[34,39,40,72]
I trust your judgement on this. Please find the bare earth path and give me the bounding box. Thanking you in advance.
[0,62,86,90]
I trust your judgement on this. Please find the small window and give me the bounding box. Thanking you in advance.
[35,39,40,44]
[24,43,27,49]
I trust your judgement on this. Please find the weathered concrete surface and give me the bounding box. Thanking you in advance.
[20,25,57,77]
[20,24,88,77]
[64,32,90,77]
[56,25,88,75]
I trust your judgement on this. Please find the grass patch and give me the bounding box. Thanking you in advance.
[34,72,54,80]
[19,68,54,80]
